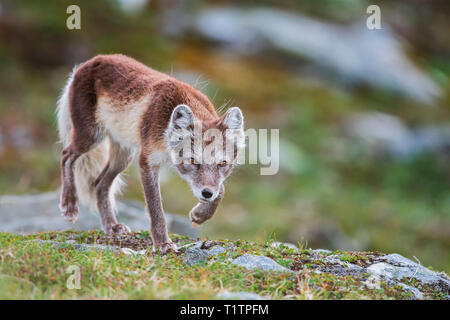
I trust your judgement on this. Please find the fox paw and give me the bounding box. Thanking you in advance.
[59,198,78,223]
[152,241,177,255]
[189,204,212,226]
[109,223,131,235]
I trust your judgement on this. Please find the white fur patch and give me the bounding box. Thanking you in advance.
[96,94,151,151]
[57,65,79,146]
[148,150,169,166]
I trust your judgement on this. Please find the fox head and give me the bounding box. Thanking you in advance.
[166,105,245,202]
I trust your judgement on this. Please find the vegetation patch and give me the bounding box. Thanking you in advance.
[0,230,447,300]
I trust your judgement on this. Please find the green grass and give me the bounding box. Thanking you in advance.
[0,230,446,300]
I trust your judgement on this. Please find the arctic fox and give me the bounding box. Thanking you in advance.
[57,54,245,254]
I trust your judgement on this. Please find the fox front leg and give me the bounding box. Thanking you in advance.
[189,184,225,227]
[139,157,177,255]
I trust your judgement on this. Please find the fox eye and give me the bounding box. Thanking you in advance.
[190,157,199,165]
[217,160,227,168]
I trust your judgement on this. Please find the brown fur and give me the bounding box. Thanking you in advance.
[59,54,242,254]
[70,54,218,147]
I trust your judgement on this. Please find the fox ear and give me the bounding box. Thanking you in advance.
[223,107,244,130]
[222,107,245,153]
[170,104,194,129]
[167,104,195,148]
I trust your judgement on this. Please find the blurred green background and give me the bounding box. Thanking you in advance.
[0,0,449,271]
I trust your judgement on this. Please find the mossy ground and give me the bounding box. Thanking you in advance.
[0,230,445,300]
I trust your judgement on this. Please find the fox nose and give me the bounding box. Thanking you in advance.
[201,189,213,199]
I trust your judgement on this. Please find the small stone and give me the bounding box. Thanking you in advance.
[202,241,214,248]
[231,254,290,272]
[183,246,208,266]
[207,245,227,257]
[178,241,202,250]
[318,255,365,276]
[312,249,332,255]
[270,242,297,250]
[121,247,146,256]
[124,270,139,276]
[73,243,122,253]
[325,255,363,269]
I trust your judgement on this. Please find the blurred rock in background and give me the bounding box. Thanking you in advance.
[344,112,450,158]
[167,7,441,103]
[0,191,197,238]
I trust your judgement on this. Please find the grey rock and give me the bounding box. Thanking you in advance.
[0,191,197,238]
[207,245,227,257]
[312,249,332,255]
[367,259,450,292]
[181,243,231,265]
[325,255,363,270]
[231,254,290,272]
[120,247,147,256]
[217,291,266,300]
[225,243,236,250]
[321,255,366,276]
[397,282,424,300]
[183,247,208,266]
[345,112,450,158]
[364,272,424,300]
[270,241,298,250]
[320,266,366,277]
[174,7,440,103]
[178,241,203,250]
[382,253,421,267]
[202,240,214,248]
